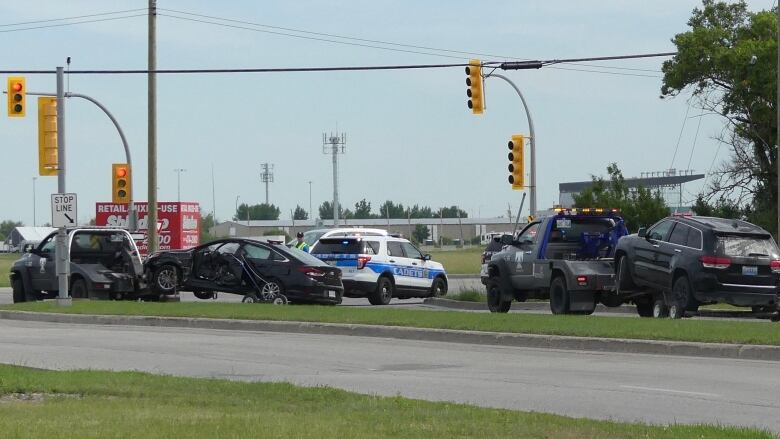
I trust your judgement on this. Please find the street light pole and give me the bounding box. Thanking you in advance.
[235,195,240,221]
[308,180,312,218]
[174,168,186,202]
[32,177,37,227]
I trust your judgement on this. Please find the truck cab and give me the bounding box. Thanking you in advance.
[483,208,627,314]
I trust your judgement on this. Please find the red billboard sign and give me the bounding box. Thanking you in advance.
[95,201,200,255]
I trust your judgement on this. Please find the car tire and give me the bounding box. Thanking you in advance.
[486,279,511,313]
[635,296,653,317]
[193,291,214,300]
[152,264,179,294]
[431,277,447,297]
[260,278,285,300]
[71,279,88,299]
[11,277,25,304]
[616,256,636,294]
[652,299,669,318]
[671,275,692,319]
[368,277,393,305]
[549,276,570,315]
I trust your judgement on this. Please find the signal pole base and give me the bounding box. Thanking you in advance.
[56,297,73,307]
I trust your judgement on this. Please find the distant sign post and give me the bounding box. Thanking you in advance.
[51,193,77,228]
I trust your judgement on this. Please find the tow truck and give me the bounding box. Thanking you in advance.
[8,227,148,303]
[482,208,628,314]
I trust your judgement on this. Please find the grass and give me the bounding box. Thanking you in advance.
[4,300,780,346]
[0,365,770,439]
[445,289,486,302]
[0,253,20,288]
[429,246,483,275]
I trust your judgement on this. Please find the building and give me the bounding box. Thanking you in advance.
[559,171,705,208]
[211,217,519,244]
[4,226,57,252]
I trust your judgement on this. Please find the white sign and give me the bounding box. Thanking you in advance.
[51,193,77,228]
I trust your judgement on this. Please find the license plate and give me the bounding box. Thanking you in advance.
[742,266,758,276]
[327,290,337,298]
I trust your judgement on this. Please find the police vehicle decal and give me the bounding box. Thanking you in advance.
[366,262,445,279]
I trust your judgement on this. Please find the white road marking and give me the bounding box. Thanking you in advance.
[620,385,720,398]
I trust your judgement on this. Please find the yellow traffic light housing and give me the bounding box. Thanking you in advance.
[465,59,483,114]
[112,163,131,204]
[37,97,58,176]
[7,76,26,117]
[508,134,525,189]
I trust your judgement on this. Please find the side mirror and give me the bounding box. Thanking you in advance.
[637,227,647,238]
[423,254,431,261]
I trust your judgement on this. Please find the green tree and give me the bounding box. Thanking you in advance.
[573,163,669,231]
[293,205,308,220]
[0,220,23,242]
[378,200,406,219]
[661,0,777,234]
[234,203,280,221]
[692,195,742,218]
[436,206,468,219]
[318,201,351,220]
[408,204,435,219]
[200,213,216,243]
[412,224,430,244]
[353,199,376,219]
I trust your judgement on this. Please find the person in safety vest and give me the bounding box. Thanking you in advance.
[294,232,310,252]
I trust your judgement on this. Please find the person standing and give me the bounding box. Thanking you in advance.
[294,232,310,252]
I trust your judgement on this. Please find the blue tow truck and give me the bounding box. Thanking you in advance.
[481,208,628,314]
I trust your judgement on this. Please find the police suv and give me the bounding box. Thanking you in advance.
[311,234,448,305]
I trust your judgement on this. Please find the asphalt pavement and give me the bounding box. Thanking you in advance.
[0,319,776,433]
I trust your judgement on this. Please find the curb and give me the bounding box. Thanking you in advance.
[1,310,778,362]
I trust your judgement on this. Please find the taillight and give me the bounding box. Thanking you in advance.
[298,266,325,277]
[576,275,587,286]
[357,256,371,270]
[700,256,731,269]
[770,260,780,274]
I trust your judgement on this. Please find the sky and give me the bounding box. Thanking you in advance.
[0,0,775,225]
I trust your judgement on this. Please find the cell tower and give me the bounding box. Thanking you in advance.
[323,132,346,225]
[260,162,274,204]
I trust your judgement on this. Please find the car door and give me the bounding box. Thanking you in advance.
[400,241,430,289]
[241,243,290,282]
[658,222,690,288]
[386,240,414,290]
[509,222,541,289]
[633,220,674,287]
[29,234,57,291]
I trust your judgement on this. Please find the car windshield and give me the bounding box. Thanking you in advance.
[716,236,779,258]
[286,246,327,266]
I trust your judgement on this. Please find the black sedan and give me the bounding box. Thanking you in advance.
[145,238,343,304]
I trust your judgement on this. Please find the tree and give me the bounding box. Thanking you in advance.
[573,163,669,231]
[378,200,405,219]
[353,199,376,219]
[293,205,308,220]
[408,204,435,219]
[234,203,280,221]
[0,220,23,241]
[200,213,216,243]
[412,224,430,244]
[661,0,777,234]
[436,206,468,219]
[692,195,742,218]
[318,201,351,220]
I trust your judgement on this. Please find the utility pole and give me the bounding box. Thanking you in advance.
[55,66,70,306]
[308,180,312,219]
[174,168,186,202]
[260,162,274,204]
[322,132,346,226]
[32,177,36,227]
[777,2,779,240]
[147,0,159,253]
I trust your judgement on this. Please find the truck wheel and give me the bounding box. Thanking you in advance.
[152,264,179,294]
[652,299,669,318]
[431,277,447,297]
[635,297,653,317]
[616,256,635,294]
[549,276,570,315]
[486,280,511,313]
[670,276,692,319]
[11,277,25,303]
[71,279,89,299]
[368,277,393,305]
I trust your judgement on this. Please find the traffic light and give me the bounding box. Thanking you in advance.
[7,77,26,117]
[465,59,483,114]
[508,134,525,189]
[112,163,131,204]
[37,97,58,176]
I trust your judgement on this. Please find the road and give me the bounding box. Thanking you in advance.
[0,319,776,433]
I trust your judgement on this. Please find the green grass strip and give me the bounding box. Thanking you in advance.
[4,300,780,346]
[0,365,771,438]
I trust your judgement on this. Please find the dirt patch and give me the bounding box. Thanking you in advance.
[0,393,82,404]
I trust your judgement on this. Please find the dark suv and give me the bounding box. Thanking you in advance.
[614,216,780,318]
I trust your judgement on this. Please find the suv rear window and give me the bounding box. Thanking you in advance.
[716,236,778,257]
[313,238,373,254]
[550,217,615,242]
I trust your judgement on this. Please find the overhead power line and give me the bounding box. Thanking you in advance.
[0,13,146,33]
[0,8,147,28]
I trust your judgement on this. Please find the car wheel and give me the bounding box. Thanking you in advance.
[616,256,635,294]
[71,279,88,299]
[431,277,447,297]
[486,279,511,313]
[153,264,179,294]
[549,276,570,315]
[193,291,214,300]
[652,299,669,318]
[271,295,288,305]
[11,277,25,304]
[260,278,284,300]
[368,277,393,305]
[671,276,692,319]
[635,296,653,317]
[242,295,258,303]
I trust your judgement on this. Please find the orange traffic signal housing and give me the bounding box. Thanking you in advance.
[7,77,26,117]
[112,163,131,204]
[508,134,524,189]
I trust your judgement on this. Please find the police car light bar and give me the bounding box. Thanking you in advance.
[554,207,621,216]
